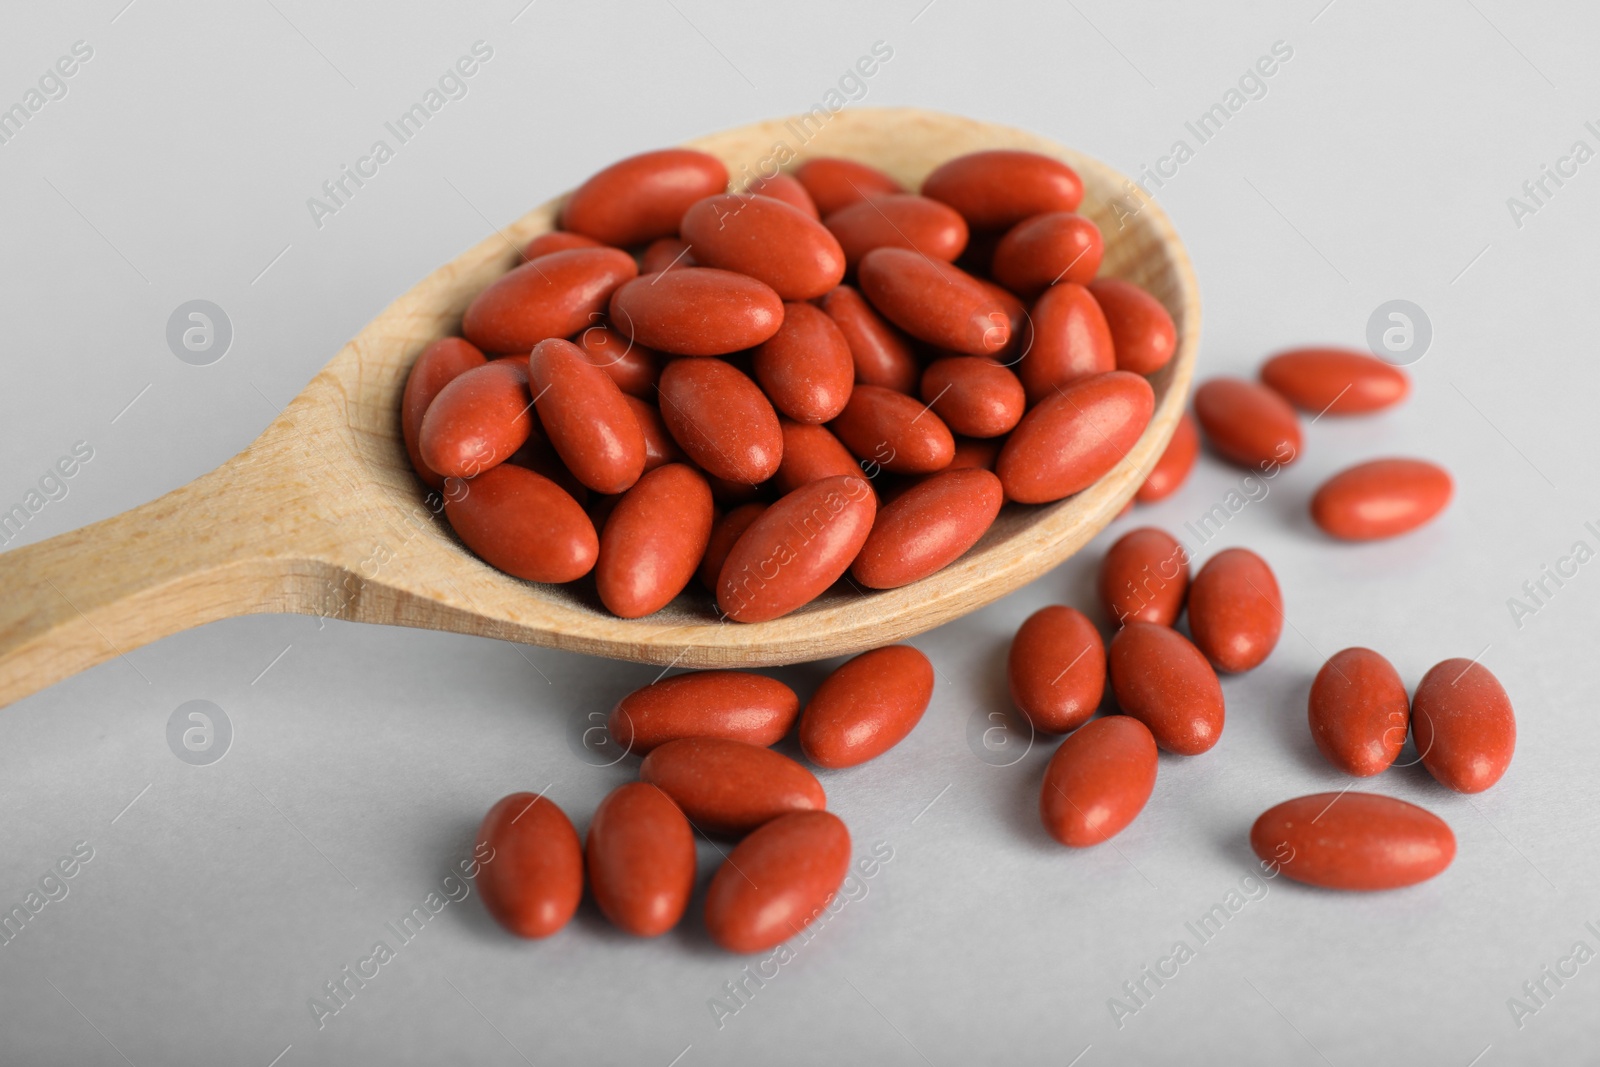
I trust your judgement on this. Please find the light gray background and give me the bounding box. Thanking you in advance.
[3,1,1598,1063]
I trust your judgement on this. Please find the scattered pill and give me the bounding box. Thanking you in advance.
[1250,793,1455,891]
[1260,346,1409,414]
[1412,658,1515,793]
[1040,716,1158,846]
[1108,622,1225,755]
[1098,526,1190,627]
[1186,547,1282,673]
[1008,605,1106,734]
[703,811,851,953]
[475,792,583,938]
[800,645,934,767]
[585,783,695,937]
[610,670,800,754]
[1308,648,1409,777]
[640,736,825,836]
[1310,458,1452,541]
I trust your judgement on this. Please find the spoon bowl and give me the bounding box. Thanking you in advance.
[0,107,1198,708]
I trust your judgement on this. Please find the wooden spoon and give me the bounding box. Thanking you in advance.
[0,107,1198,709]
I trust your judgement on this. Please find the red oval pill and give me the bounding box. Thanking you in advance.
[949,435,1002,472]
[800,645,934,768]
[1310,459,1452,541]
[829,384,955,475]
[574,323,662,398]
[1193,377,1303,470]
[463,248,638,354]
[992,211,1103,296]
[1098,526,1190,627]
[1089,278,1177,376]
[824,193,968,269]
[1135,411,1199,503]
[403,337,487,488]
[745,171,819,218]
[529,337,647,494]
[594,463,713,618]
[717,475,877,622]
[1187,548,1282,673]
[821,284,920,392]
[1108,622,1225,755]
[657,357,783,485]
[639,236,696,275]
[680,194,846,301]
[1040,716,1158,847]
[1260,347,1409,414]
[775,420,862,495]
[622,395,684,473]
[445,464,597,583]
[611,670,800,754]
[610,267,784,356]
[1250,793,1455,891]
[753,301,855,424]
[475,792,582,938]
[585,782,695,937]
[920,357,1025,439]
[523,230,603,261]
[1018,283,1115,405]
[704,810,850,953]
[851,468,1002,589]
[1412,658,1515,793]
[1008,606,1106,734]
[857,247,1010,357]
[419,360,533,480]
[1308,648,1409,777]
[562,148,729,246]
[997,371,1154,504]
[794,157,904,216]
[921,149,1083,230]
[698,502,767,591]
[640,737,825,836]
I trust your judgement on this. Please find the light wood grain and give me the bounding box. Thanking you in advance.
[0,107,1199,708]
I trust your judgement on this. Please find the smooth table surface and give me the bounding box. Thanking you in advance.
[3,1,1599,1063]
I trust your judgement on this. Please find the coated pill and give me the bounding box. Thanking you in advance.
[1089,278,1177,376]
[1308,648,1409,777]
[594,463,713,618]
[1099,527,1189,627]
[1008,605,1106,733]
[1017,282,1115,405]
[850,468,1003,589]
[1310,459,1452,541]
[574,324,662,398]
[794,157,904,216]
[475,792,583,938]
[717,475,877,622]
[1193,377,1302,470]
[1186,547,1282,673]
[829,384,956,475]
[703,811,851,953]
[745,171,819,218]
[639,236,695,275]
[679,193,846,301]
[949,435,1001,472]
[1250,793,1455,891]
[821,284,920,393]
[463,247,638,354]
[1040,716,1158,847]
[657,357,783,485]
[921,149,1083,230]
[623,395,684,473]
[561,148,729,246]
[585,783,695,937]
[523,230,603,260]
[610,267,784,356]
[997,371,1154,504]
[857,247,1010,357]
[419,360,533,480]
[444,464,598,583]
[1135,411,1199,503]
[1108,622,1225,755]
[698,502,767,591]
[529,337,647,495]
[799,645,934,768]
[402,337,487,488]
[1260,346,1409,414]
[920,357,1025,439]
[774,420,863,495]
[752,302,855,424]
[640,737,825,836]
[991,211,1103,296]
[1412,658,1515,793]
[610,670,800,754]
[823,193,969,268]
